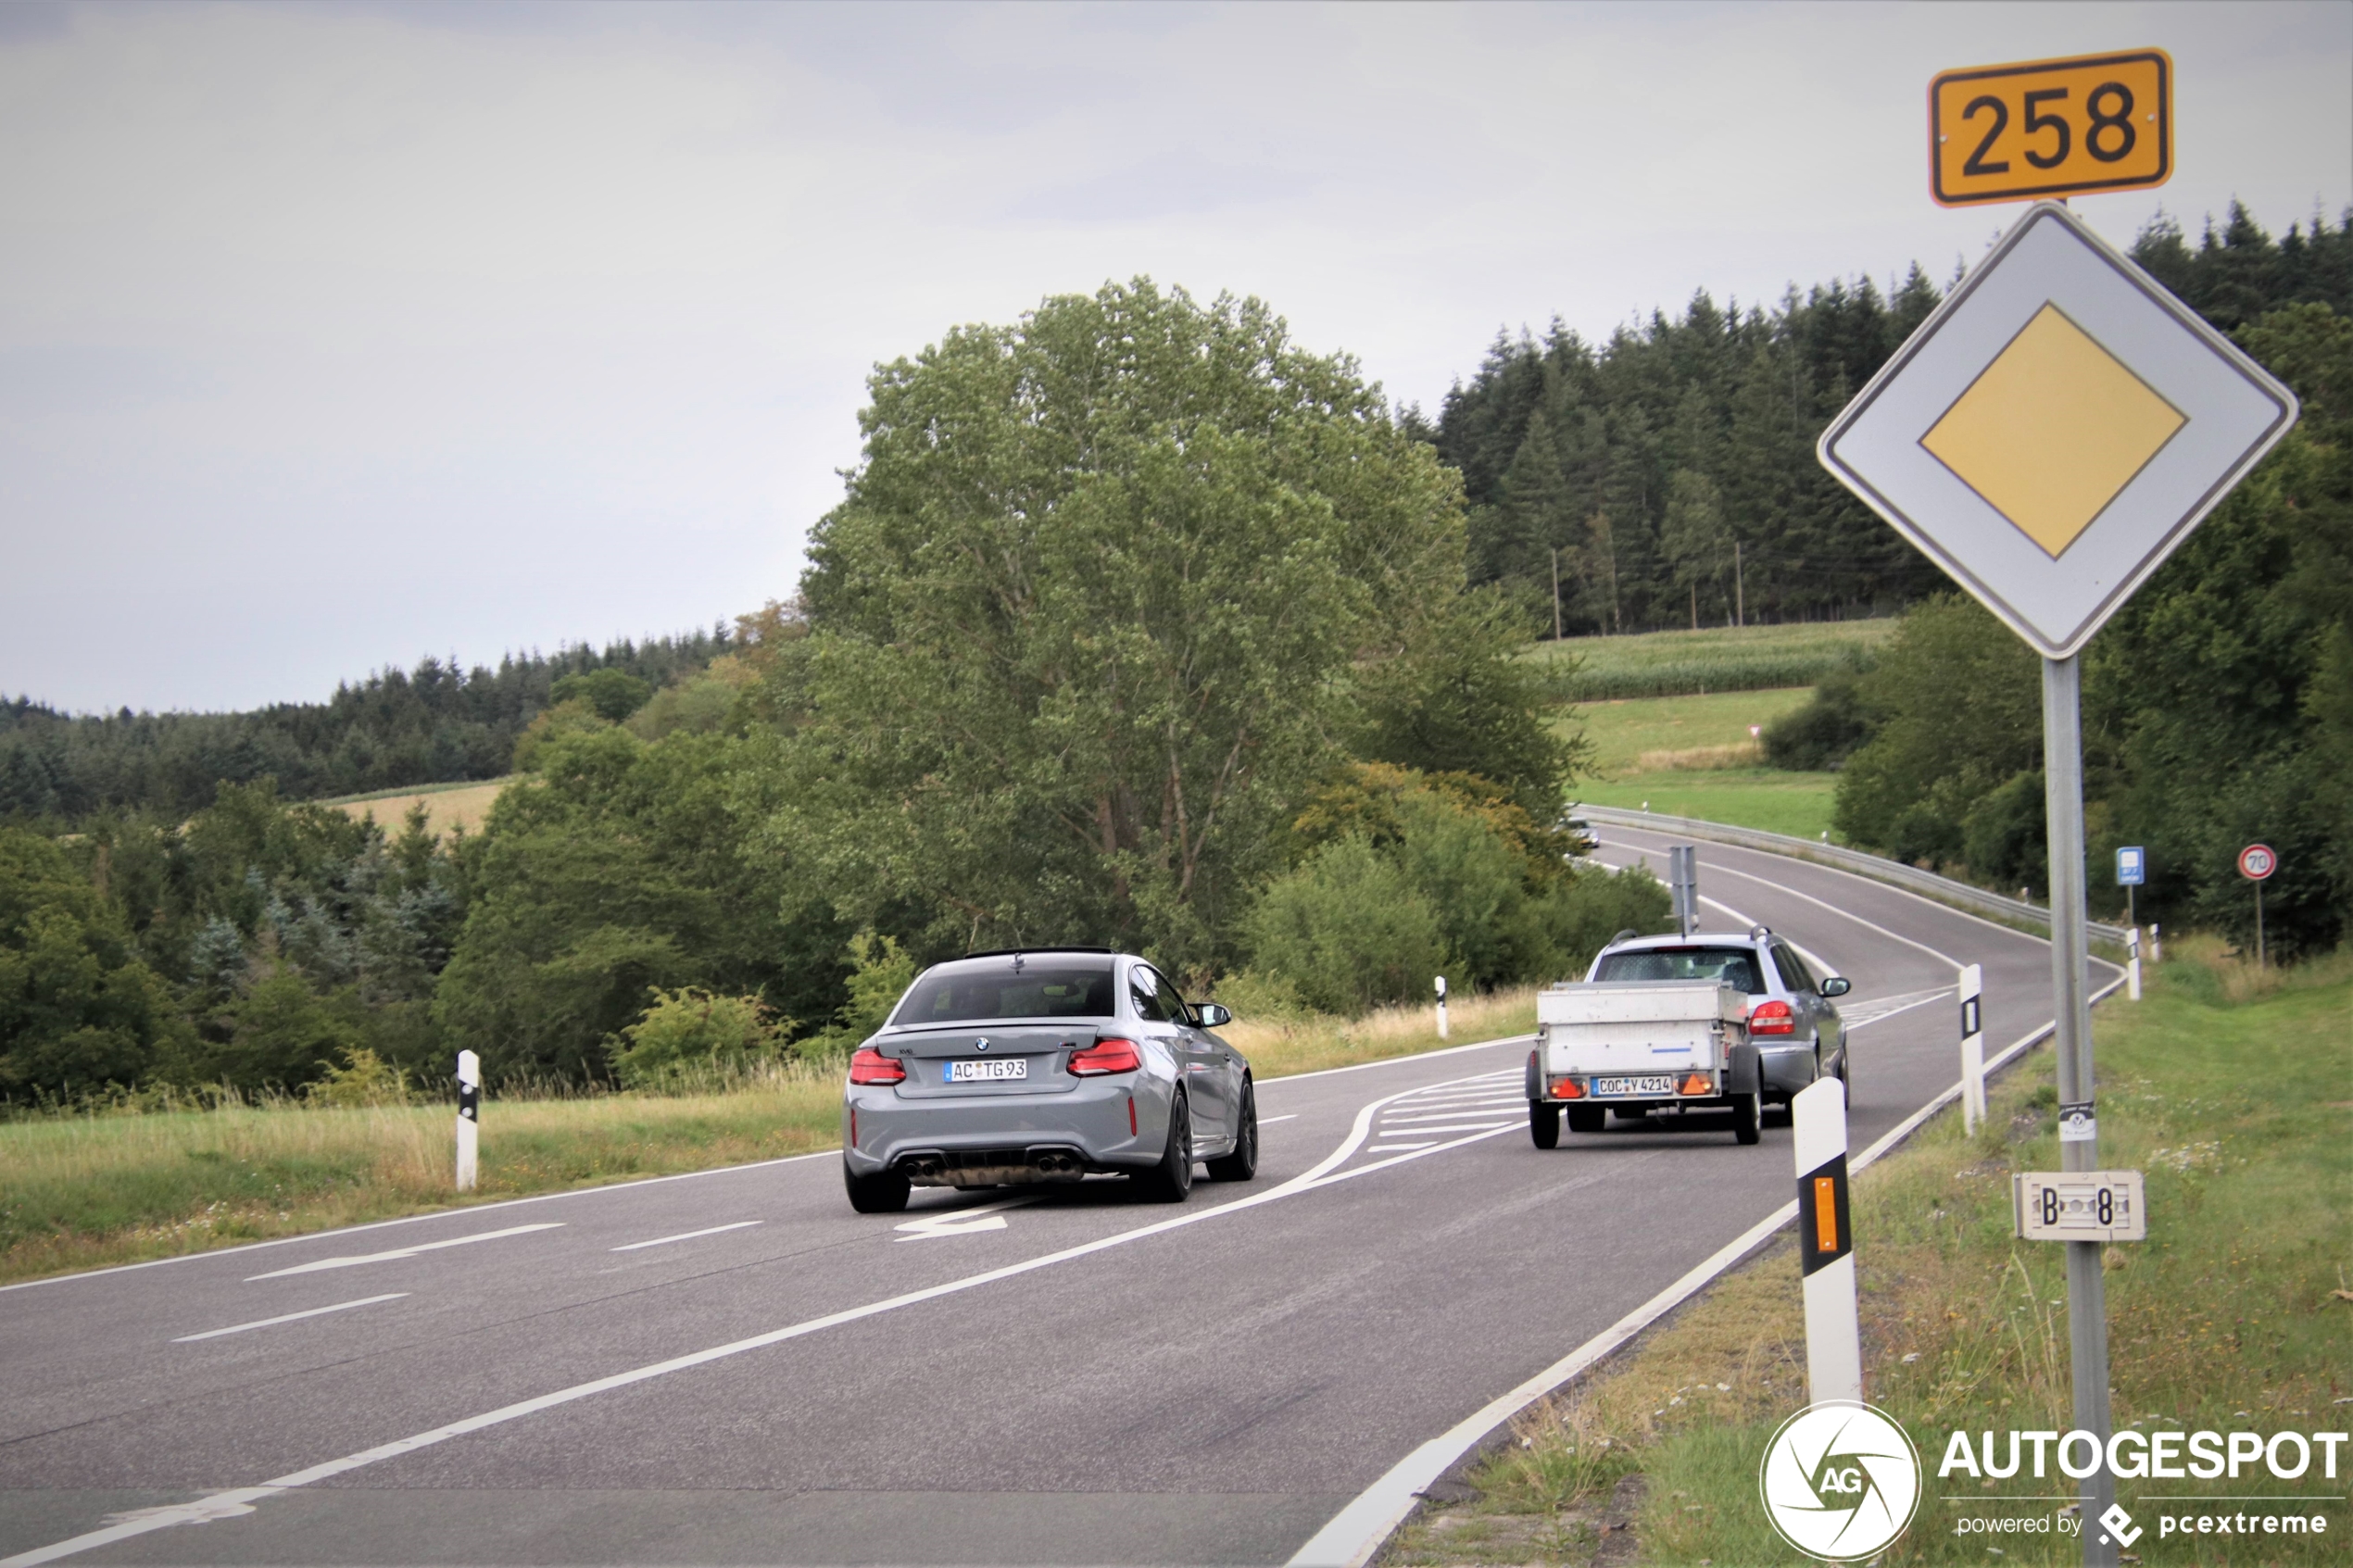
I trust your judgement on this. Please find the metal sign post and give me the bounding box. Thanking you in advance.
[1667,845,1699,935]
[2116,845,2145,931]
[1819,165,2296,1566]
[2238,844,2277,966]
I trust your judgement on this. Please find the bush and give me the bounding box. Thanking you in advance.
[1244,835,1454,1014]
[1961,769,2047,895]
[304,1046,415,1108]
[1760,671,1873,771]
[799,929,918,1057]
[606,986,788,1089]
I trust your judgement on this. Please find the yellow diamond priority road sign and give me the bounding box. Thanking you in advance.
[1819,203,2297,657]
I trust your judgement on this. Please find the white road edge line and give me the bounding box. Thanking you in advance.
[1259,1114,1300,1125]
[609,1222,762,1253]
[1703,860,1965,969]
[1842,990,1955,1031]
[0,1036,1541,1298]
[1282,972,2126,1568]
[244,1223,565,1281]
[0,1075,1520,1568]
[170,1295,409,1343]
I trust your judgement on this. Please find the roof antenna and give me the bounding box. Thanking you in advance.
[1011,951,1026,973]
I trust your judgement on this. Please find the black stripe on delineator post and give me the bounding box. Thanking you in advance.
[1797,1153,1852,1276]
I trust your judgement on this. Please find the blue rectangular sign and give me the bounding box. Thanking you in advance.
[2116,847,2145,886]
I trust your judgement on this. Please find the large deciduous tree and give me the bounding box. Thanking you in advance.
[769,280,1516,972]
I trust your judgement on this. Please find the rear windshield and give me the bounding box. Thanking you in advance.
[1593,946,1765,993]
[891,960,1118,1026]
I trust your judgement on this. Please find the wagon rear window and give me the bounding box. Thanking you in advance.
[1593,946,1765,994]
[893,960,1118,1024]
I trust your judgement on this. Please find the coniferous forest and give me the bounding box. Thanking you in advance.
[1,202,2345,1106]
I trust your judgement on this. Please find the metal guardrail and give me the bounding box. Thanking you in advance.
[1577,805,2132,947]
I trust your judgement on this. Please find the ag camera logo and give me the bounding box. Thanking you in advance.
[1759,1401,1923,1561]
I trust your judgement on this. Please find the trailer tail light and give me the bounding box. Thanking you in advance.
[848,1048,905,1085]
[1679,1073,1713,1095]
[1550,1077,1585,1098]
[1068,1038,1141,1076]
[1750,999,1795,1035]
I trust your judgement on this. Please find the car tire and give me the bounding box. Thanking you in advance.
[844,1161,911,1214]
[1529,1100,1561,1148]
[1836,1050,1851,1109]
[1132,1093,1193,1202]
[1205,1082,1259,1182]
[1567,1104,1606,1135]
[1733,1090,1763,1146]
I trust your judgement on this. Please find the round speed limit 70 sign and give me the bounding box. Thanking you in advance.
[2238,844,2279,881]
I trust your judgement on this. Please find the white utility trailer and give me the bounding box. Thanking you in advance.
[1524,979,1763,1147]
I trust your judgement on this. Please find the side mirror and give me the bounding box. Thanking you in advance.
[1193,1003,1232,1028]
[1820,977,1853,997]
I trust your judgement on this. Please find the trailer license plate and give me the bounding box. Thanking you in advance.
[945,1059,1027,1083]
[1593,1074,1675,1097]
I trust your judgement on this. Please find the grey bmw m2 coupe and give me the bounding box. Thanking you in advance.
[840,947,1258,1212]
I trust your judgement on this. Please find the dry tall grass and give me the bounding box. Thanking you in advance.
[326,779,513,838]
[1224,985,1539,1080]
[1,1062,842,1284]
[1631,740,1765,772]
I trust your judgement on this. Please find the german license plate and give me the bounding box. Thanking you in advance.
[945,1059,1027,1083]
[1592,1074,1675,1097]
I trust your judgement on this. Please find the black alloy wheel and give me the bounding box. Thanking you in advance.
[1529,1099,1562,1148]
[844,1161,912,1214]
[1134,1093,1193,1202]
[1205,1081,1259,1181]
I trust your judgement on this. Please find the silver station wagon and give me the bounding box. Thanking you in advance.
[840,947,1258,1213]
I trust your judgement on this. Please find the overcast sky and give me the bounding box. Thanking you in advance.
[4,0,2347,714]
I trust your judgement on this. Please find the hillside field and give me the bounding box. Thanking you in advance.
[1526,617,1893,701]
[325,776,512,838]
[1563,685,1839,841]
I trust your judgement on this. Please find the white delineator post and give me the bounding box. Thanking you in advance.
[456,1049,481,1193]
[1433,975,1448,1040]
[1957,964,1987,1135]
[2126,927,2143,1001]
[1792,1076,1861,1406]
[2149,922,2162,963]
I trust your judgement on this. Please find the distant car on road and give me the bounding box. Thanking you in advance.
[1559,811,1602,852]
[1583,926,1851,1113]
[840,947,1257,1213]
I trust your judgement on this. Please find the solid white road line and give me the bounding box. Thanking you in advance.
[1,1074,1528,1568]
[1260,1114,1300,1124]
[1365,1143,1437,1153]
[1704,860,1966,969]
[1372,1123,1517,1136]
[1286,973,2129,1568]
[245,1223,565,1281]
[171,1295,409,1343]
[1841,987,1957,1030]
[609,1222,762,1253]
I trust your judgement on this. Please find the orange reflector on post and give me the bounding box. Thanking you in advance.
[1814,1176,1840,1252]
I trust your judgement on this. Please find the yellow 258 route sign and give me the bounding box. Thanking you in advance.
[1931,49,2172,207]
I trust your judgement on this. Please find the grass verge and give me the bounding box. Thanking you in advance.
[1389,938,2352,1565]
[1573,771,1840,843]
[0,990,1536,1286]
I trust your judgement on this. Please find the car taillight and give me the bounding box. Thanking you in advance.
[1679,1073,1714,1095]
[1750,999,1795,1035]
[1551,1076,1584,1098]
[848,1047,905,1085]
[1068,1038,1141,1076]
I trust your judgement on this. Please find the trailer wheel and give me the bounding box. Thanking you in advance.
[1567,1104,1605,1135]
[1529,1100,1561,1148]
[1733,1090,1762,1146]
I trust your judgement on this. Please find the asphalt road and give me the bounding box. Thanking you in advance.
[0,831,2114,1568]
